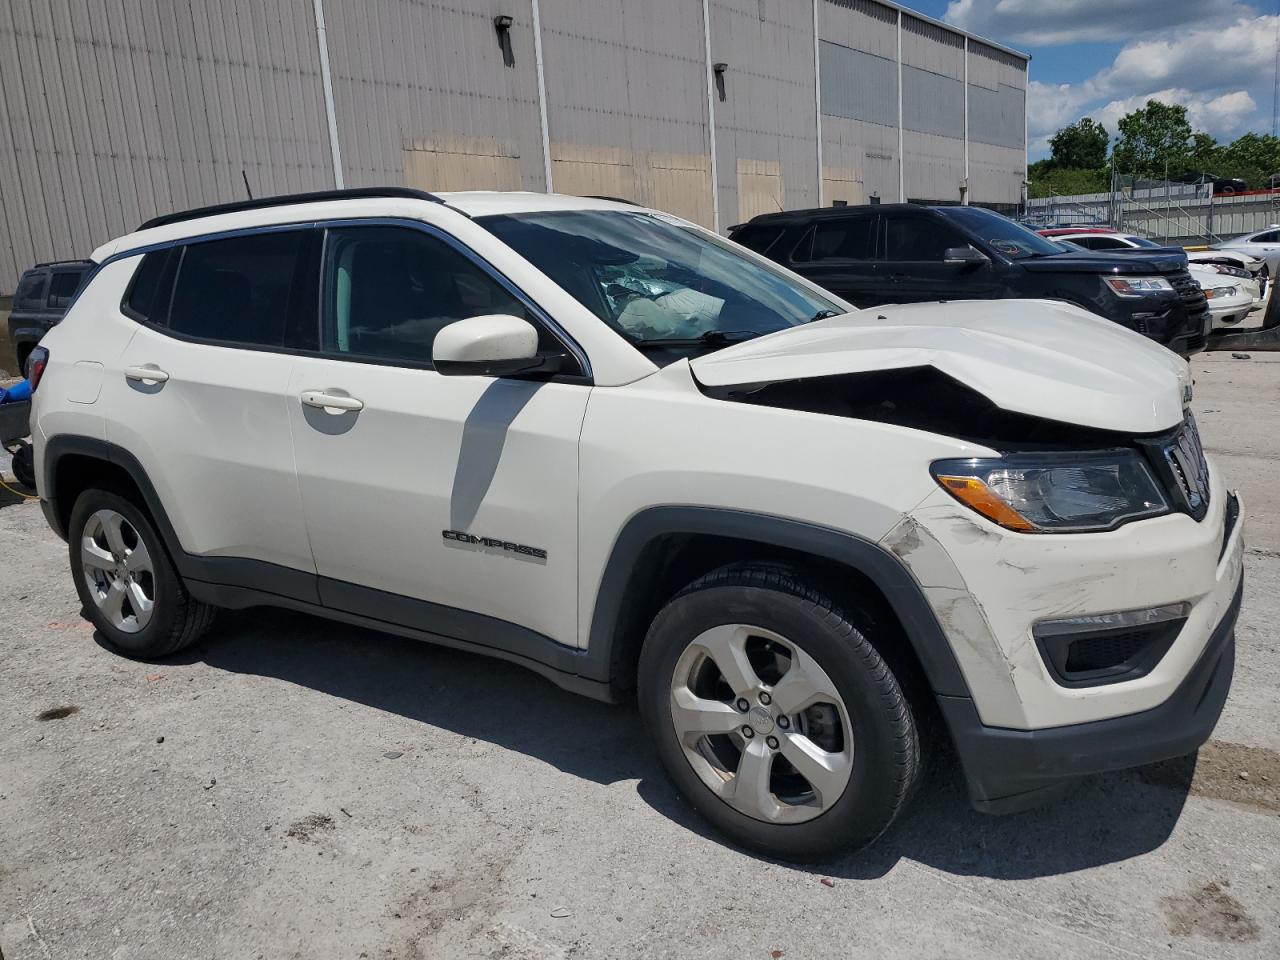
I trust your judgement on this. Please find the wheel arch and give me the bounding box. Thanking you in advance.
[586,507,972,702]
[42,436,183,553]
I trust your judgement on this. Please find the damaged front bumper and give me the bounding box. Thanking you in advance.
[942,575,1240,813]
[882,470,1245,813]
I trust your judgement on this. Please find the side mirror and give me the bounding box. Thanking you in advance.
[944,246,989,268]
[432,314,563,377]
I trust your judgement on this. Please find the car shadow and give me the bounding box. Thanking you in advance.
[152,607,1195,880]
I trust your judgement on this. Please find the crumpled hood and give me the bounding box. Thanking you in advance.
[690,300,1189,435]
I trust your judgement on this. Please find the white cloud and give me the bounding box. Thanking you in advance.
[1022,12,1275,158]
[945,0,1248,47]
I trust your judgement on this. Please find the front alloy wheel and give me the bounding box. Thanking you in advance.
[639,563,921,861]
[670,623,853,823]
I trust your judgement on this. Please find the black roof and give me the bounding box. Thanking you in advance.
[734,203,929,227]
[137,187,445,231]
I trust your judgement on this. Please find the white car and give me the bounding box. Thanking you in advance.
[1210,226,1280,276]
[1045,229,1264,306]
[1188,264,1255,329]
[29,189,1244,861]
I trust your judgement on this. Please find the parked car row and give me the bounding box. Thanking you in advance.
[1039,229,1262,331]
[730,204,1213,356]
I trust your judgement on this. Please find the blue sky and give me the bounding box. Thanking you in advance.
[907,0,1279,159]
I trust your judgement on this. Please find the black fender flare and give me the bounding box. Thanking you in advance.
[584,506,972,698]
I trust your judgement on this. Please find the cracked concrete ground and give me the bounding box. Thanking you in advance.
[1,352,1278,959]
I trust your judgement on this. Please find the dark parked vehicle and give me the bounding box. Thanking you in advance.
[7,260,93,374]
[730,204,1211,356]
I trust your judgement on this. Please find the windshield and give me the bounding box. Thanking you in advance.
[943,207,1066,260]
[1125,235,1161,247]
[479,209,842,351]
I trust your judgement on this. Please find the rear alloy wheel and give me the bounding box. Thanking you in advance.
[69,489,216,658]
[639,564,920,861]
[80,508,157,634]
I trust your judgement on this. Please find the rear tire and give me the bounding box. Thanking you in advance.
[10,442,35,490]
[68,489,215,658]
[638,563,920,861]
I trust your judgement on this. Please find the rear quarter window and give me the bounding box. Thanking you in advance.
[13,271,48,310]
[122,249,181,324]
[731,224,785,255]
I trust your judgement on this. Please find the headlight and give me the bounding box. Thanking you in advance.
[931,451,1170,533]
[1208,263,1249,277]
[1103,276,1173,297]
[1204,285,1238,299]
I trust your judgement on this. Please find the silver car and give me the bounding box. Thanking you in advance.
[1211,226,1280,275]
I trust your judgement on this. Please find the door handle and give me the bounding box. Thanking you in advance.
[124,364,170,384]
[888,273,910,281]
[301,390,364,413]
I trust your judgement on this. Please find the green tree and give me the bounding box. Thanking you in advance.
[1215,132,1280,188]
[1186,132,1220,174]
[1049,118,1109,169]
[1112,100,1193,179]
[1027,165,1109,199]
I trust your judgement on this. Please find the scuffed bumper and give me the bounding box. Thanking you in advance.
[943,578,1240,813]
[883,468,1244,731]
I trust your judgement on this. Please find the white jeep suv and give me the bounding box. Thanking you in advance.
[29,188,1245,860]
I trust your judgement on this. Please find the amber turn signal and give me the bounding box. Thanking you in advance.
[934,475,1036,532]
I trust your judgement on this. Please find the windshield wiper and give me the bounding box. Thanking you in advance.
[632,329,766,348]
[809,309,841,322]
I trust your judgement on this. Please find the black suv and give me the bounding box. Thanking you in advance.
[731,204,1210,356]
[7,260,93,374]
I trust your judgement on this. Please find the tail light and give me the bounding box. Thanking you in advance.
[27,346,49,392]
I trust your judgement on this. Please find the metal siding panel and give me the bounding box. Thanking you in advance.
[820,0,896,59]
[0,1,40,287]
[901,13,962,79]
[325,1,546,191]
[969,82,1025,149]
[902,129,963,202]
[902,64,963,139]
[709,0,820,219]
[541,0,711,221]
[819,41,897,127]
[822,114,897,202]
[968,141,1023,204]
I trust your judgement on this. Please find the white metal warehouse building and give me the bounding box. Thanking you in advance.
[0,0,1028,291]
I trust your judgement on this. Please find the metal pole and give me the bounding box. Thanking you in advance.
[530,0,553,192]
[962,36,969,204]
[813,0,823,207]
[896,10,904,203]
[311,0,345,188]
[702,0,721,232]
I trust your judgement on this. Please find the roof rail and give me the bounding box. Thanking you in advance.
[136,187,445,231]
[31,258,95,269]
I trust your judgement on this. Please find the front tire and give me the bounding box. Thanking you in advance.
[68,489,215,658]
[638,564,920,861]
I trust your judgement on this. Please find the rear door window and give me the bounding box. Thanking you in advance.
[46,270,86,309]
[167,230,319,350]
[805,217,876,261]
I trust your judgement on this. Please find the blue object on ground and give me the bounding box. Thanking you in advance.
[0,379,31,404]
